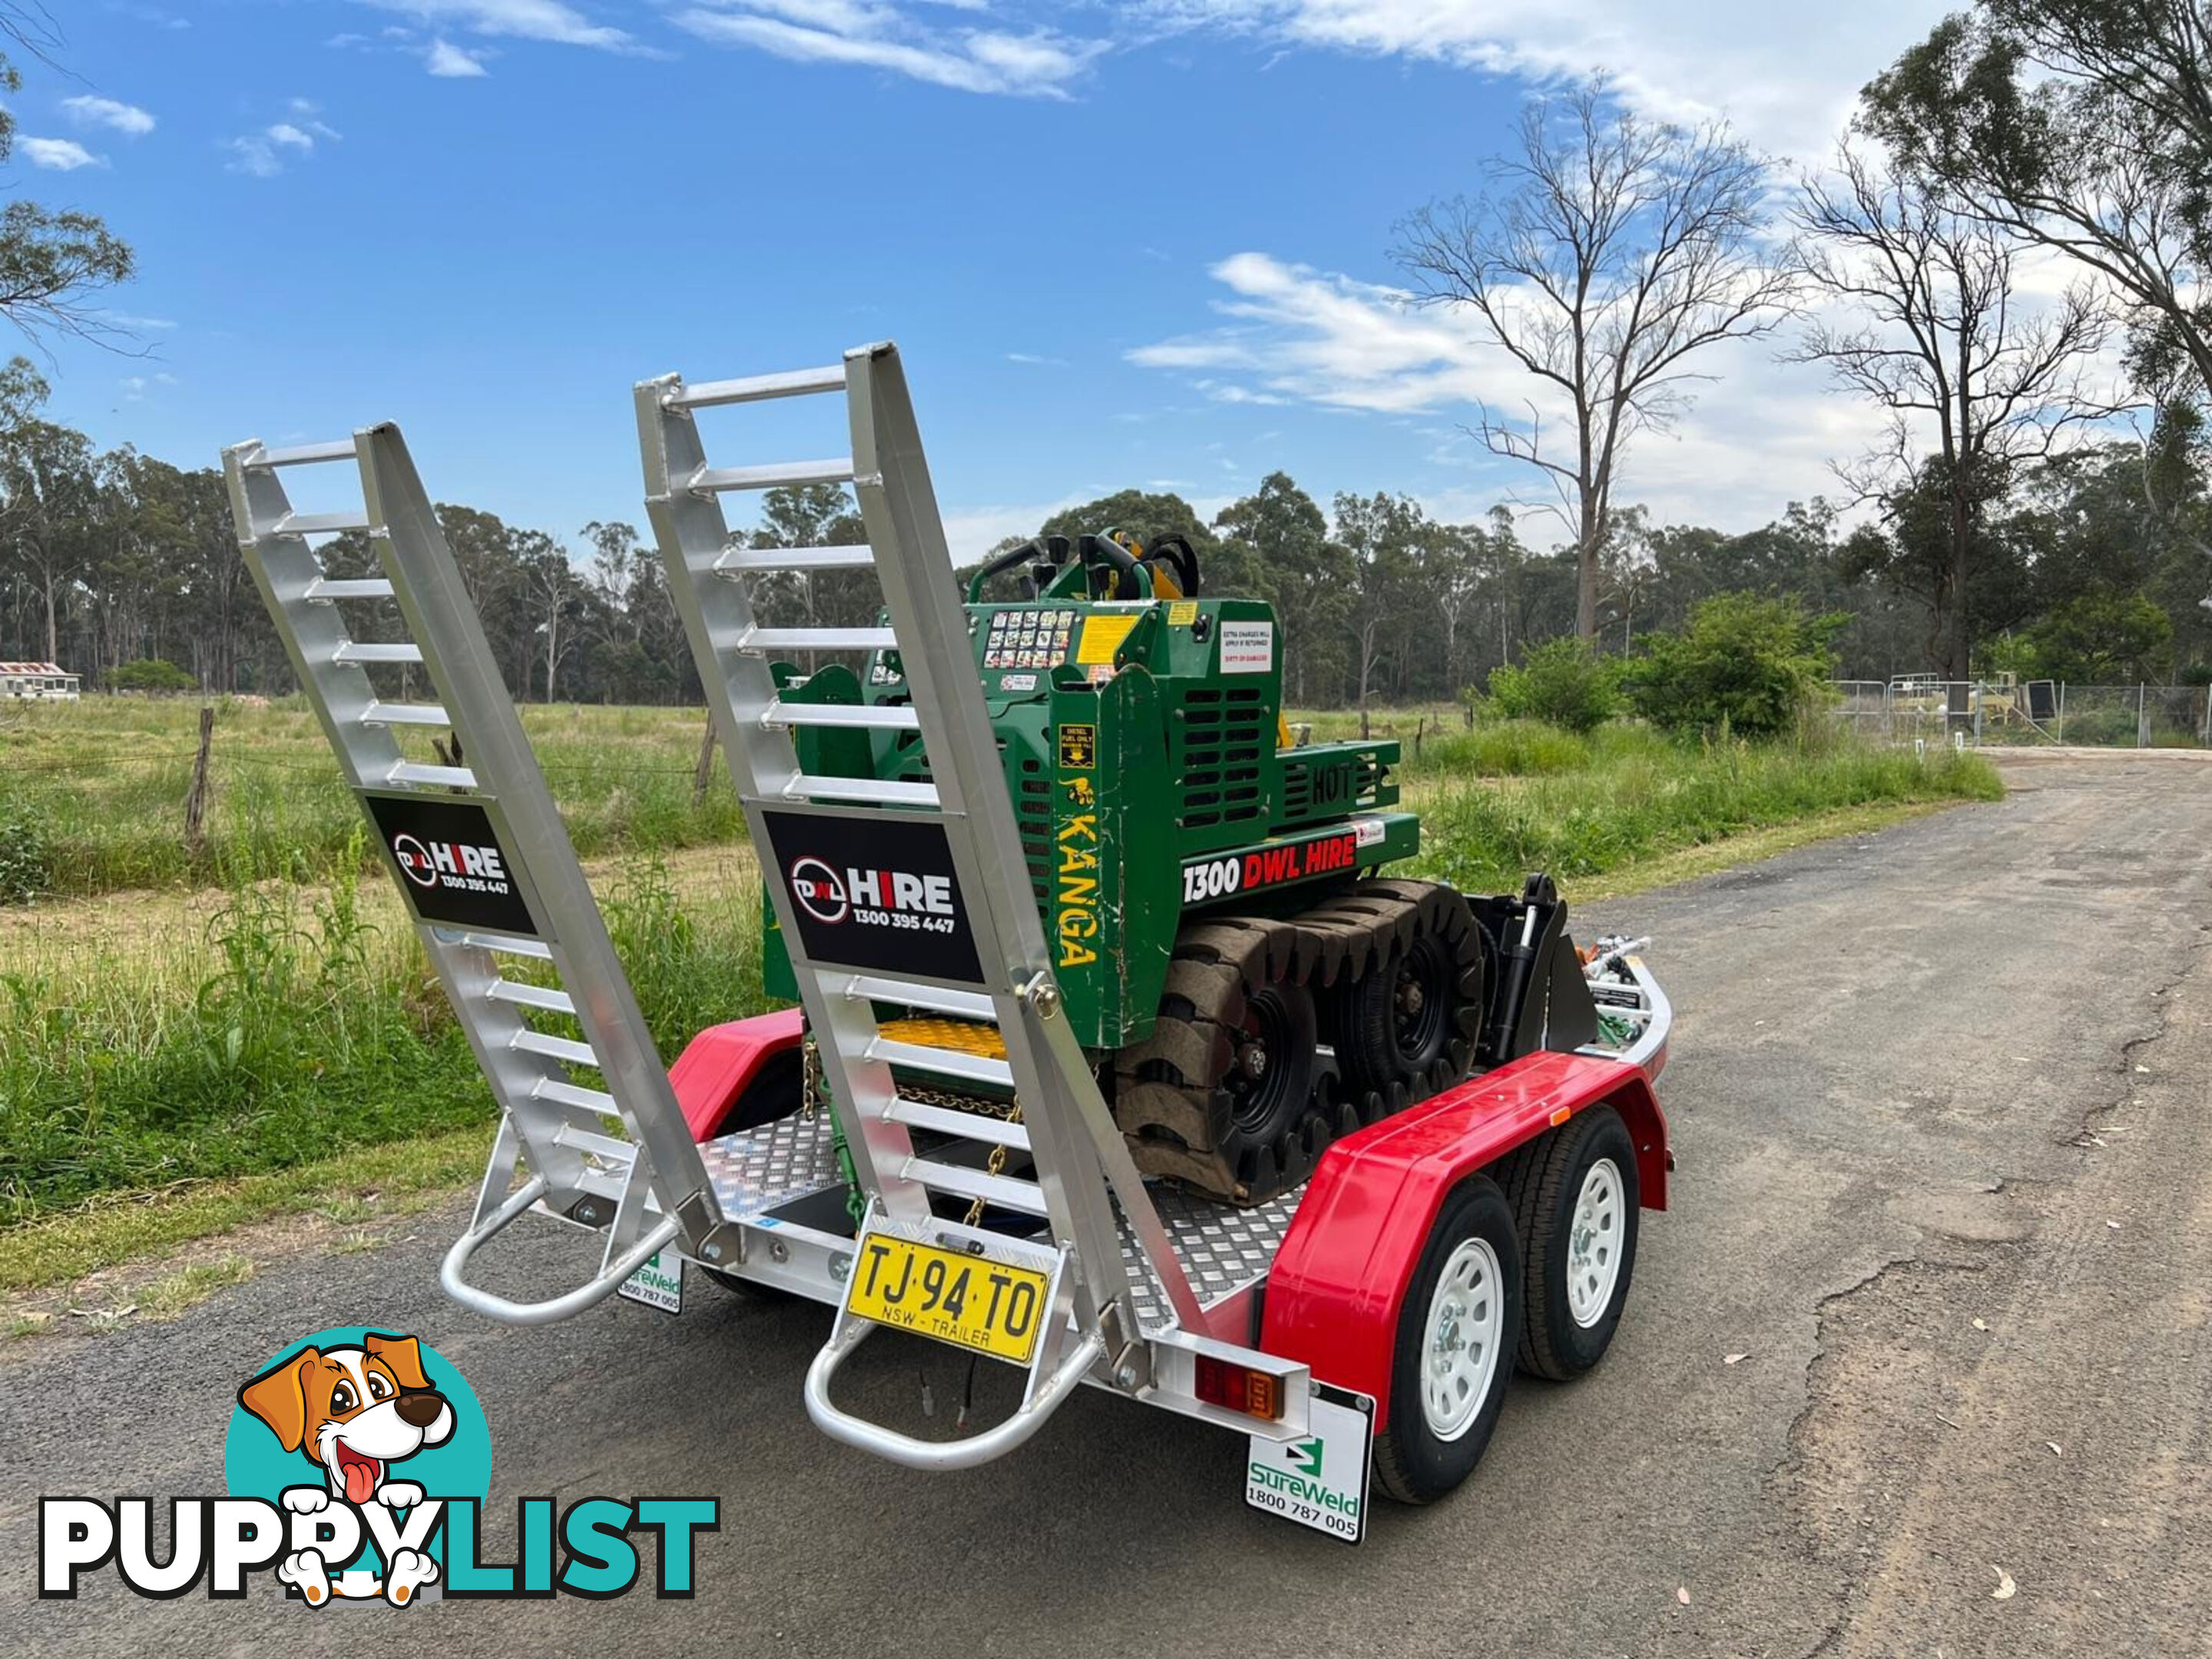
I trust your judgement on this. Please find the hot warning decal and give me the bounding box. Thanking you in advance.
[1181,827,1362,906]
[760,809,985,985]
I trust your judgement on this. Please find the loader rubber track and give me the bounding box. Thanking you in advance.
[1111,879,1486,1206]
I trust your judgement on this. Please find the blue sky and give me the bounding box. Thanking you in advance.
[31,1,1956,558]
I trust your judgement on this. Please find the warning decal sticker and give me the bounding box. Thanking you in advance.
[1219,620,1274,674]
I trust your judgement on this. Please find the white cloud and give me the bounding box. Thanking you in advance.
[356,1,636,51]
[1006,352,1068,366]
[22,137,105,171]
[226,114,341,177]
[671,5,1107,98]
[118,371,180,402]
[61,95,156,137]
[426,37,492,75]
[939,494,1088,561]
[226,137,283,177]
[110,313,179,330]
[1135,1,1953,158]
[1131,251,1889,531]
[1130,252,1517,414]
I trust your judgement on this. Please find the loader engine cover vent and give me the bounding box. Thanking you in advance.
[1173,685,1269,832]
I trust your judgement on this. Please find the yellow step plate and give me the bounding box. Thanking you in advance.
[876,1016,1006,1060]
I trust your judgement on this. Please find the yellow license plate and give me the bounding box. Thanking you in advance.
[844,1236,1051,1364]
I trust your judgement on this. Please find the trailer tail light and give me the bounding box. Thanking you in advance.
[1194,1356,1283,1421]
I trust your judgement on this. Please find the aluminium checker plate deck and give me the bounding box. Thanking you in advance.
[694,1116,1296,1336]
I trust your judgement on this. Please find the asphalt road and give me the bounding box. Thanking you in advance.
[7,754,2210,1657]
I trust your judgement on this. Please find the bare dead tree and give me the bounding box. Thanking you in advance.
[1789,139,2118,674]
[1394,79,1796,644]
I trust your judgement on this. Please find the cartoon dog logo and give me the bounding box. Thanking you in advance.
[237,1332,455,1606]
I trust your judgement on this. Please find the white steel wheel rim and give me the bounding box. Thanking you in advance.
[1567,1157,1626,1328]
[1419,1237,1505,1442]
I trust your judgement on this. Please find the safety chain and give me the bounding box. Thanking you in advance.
[802,1036,1025,1229]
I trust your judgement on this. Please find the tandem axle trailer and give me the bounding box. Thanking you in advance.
[224,343,1671,1536]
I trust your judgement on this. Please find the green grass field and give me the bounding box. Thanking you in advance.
[0,694,2001,1233]
[0,697,740,897]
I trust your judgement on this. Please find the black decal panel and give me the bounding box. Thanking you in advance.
[760,810,985,986]
[363,793,538,936]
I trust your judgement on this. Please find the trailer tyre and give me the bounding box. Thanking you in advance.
[1374,1176,1522,1505]
[1502,1105,1640,1380]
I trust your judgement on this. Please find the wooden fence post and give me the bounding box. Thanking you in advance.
[184,704,215,849]
[692,714,720,808]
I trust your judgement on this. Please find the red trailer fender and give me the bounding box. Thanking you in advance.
[1259,1050,1668,1432]
[670,1008,805,1140]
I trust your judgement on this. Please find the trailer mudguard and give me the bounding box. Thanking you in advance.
[1258,1050,1667,1432]
[671,1008,806,1141]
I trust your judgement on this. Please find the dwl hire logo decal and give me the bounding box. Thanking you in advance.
[39,1325,718,1604]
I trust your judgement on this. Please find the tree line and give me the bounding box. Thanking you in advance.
[2,1,2207,704]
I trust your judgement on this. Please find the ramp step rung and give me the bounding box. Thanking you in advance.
[255,439,357,468]
[688,458,853,494]
[305,578,392,601]
[553,1126,636,1164]
[459,932,551,959]
[868,1038,1013,1090]
[886,1098,1031,1151]
[839,975,996,1020]
[531,1078,618,1115]
[715,544,876,575]
[901,1157,1047,1216]
[488,979,577,1015]
[272,509,370,537]
[360,700,451,728]
[737,626,896,654]
[761,699,919,733]
[780,773,939,809]
[387,760,476,789]
[512,1029,600,1068]
[333,641,422,665]
[666,366,845,409]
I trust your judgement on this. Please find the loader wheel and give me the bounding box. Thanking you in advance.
[1110,918,1324,1204]
[1224,979,1316,1154]
[1374,1176,1522,1504]
[1335,882,1485,1094]
[1498,1105,1640,1380]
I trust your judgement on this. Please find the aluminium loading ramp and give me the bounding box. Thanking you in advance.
[636,343,1313,1464]
[223,425,727,1323]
